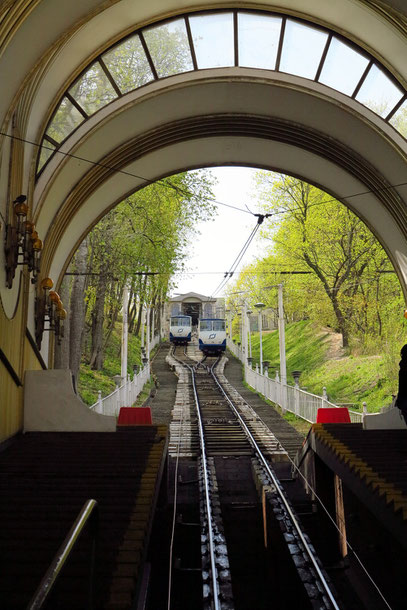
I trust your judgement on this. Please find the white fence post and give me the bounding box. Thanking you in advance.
[294,380,300,416]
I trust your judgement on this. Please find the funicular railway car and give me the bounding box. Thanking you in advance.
[198,318,226,355]
[169,314,192,345]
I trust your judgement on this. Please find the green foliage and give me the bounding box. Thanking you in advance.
[226,172,405,353]
[81,169,216,368]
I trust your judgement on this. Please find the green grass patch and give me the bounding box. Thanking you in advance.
[300,355,394,412]
[249,320,329,382]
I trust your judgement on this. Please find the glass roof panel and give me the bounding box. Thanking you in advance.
[102,34,154,93]
[389,100,407,138]
[318,38,369,95]
[46,97,85,143]
[69,62,118,115]
[238,12,282,69]
[279,19,328,79]
[37,141,56,172]
[143,18,193,78]
[356,64,404,117]
[189,12,234,69]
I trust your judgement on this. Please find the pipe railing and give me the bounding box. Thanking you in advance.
[27,499,99,610]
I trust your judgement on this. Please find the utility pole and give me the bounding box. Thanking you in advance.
[146,305,151,360]
[121,284,129,380]
[278,283,287,385]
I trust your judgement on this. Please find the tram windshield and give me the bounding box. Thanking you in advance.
[171,316,191,327]
[200,319,226,331]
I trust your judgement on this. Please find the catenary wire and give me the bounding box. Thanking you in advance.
[3,130,407,222]
[211,222,261,297]
[211,225,259,296]
[0,132,252,217]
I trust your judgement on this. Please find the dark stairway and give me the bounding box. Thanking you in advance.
[0,428,167,609]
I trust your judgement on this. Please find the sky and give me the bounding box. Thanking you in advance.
[170,166,267,298]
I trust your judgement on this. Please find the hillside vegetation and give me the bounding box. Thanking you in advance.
[248,320,399,414]
[78,326,143,406]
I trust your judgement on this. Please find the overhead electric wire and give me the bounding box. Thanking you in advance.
[210,216,272,298]
[210,225,259,297]
[2,130,407,223]
[0,131,252,217]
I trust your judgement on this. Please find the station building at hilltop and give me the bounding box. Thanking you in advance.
[164,292,225,329]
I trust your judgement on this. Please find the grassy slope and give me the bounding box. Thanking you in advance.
[78,325,143,406]
[248,320,397,413]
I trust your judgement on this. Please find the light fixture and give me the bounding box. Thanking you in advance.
[35,278,67,348]
[4,195,43,288]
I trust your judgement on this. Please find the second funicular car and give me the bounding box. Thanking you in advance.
[198,318,226,355]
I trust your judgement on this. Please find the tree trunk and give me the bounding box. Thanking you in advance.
[69,238,88,381]
[331,294,349,348]
[89,269,108,370]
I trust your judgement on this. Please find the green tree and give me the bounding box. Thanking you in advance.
[233,172,404,349]
[66,170,216,373]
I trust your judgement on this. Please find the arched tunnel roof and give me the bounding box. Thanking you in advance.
[1,0,407,351]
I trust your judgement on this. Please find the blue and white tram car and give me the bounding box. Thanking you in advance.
[198,318,227,355]
[169,315,192,345]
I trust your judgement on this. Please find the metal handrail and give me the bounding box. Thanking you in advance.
[27,499,99,610]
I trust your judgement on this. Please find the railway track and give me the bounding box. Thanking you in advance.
[165,343,342,610]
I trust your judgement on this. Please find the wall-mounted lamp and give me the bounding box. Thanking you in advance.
[4,195,43,288]
[35,278,67,349]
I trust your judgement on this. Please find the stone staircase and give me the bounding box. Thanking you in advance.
[0,428,167,609]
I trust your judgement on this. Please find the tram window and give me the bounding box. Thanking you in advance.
[213,320,225,331]
[200,320,211,331]
[171,317,190,326]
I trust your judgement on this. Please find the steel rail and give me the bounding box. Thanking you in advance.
[210,361,340,610]
[186,361,221,610]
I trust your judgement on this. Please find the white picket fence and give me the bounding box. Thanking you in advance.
[90,363,151,417]
[89,332,162,417]
[228,339,363,424]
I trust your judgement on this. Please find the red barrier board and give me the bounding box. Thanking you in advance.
[117,407,152,426]
[316,407,351,423]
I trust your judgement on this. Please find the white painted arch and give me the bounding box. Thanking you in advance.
[31,72,407,299]
[2,1,407,355]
